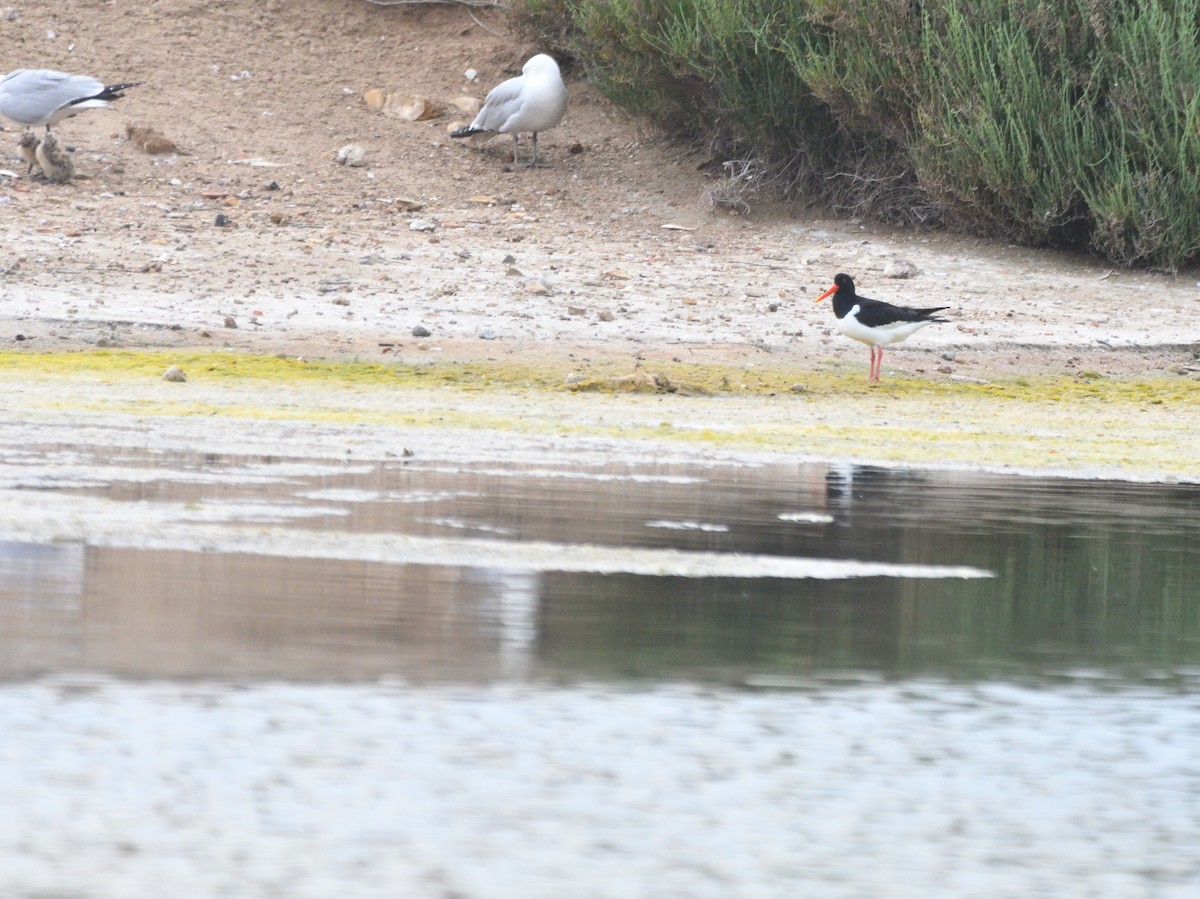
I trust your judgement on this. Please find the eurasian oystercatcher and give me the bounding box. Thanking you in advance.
[815,273,949,383]
[451,54,567,167]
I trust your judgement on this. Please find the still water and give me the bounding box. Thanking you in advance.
[2,447,1198,897]
[2,449,1197,686]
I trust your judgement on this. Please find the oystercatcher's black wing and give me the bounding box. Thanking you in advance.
[852,297,949,328]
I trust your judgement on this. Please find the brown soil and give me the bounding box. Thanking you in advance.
[0,0,1196,373]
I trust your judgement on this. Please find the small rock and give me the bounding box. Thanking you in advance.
[409,219,436,232]
[789,383,807,393]
[383,94,445,122]
[883,259,921,279]
[452,96,482,116]
[392,197,425,212]
[464,68,479,83]
[214,213,231,227]
[412,325,431,338]
[526,281,552,295]
[479,330,497,340]
[126,122,177,154]
[336,144,367,167]
[564,372,585,385]
[362,88,387,111]
[162,365,187,382]
[598,309,615,322]
[223,316,237,329]
[567,305,586,316]
[142,134,176,155]
[940,352,957,362]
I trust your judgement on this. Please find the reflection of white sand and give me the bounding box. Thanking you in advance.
[2,677,1195,897]
[0,493,992,580]
[0,541,85,609]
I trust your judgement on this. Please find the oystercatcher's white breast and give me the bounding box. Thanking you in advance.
[837,305,936,347]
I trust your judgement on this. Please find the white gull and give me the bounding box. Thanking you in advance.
[0,68,139,131]
[451,54,567,166]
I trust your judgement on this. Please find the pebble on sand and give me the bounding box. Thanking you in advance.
[336,144,367,167]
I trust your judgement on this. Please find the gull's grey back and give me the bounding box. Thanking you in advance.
[0,69,106,126]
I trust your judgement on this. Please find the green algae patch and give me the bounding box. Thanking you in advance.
[2,349,1198,479]
[0,350,438,387]
[1,349,1195,406]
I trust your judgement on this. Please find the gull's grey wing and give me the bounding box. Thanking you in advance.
[469,75,528,133]
[0,69,106,126]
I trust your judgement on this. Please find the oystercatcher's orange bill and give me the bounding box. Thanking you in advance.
[815,284,838,303]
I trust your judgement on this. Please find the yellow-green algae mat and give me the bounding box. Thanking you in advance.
[2,350,1198,480]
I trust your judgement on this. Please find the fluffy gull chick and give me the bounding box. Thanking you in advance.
[34,130,74,183]
[17,128,39,174]
[451,54,567,166]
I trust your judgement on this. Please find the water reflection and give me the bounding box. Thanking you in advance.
[1,447,1198,686]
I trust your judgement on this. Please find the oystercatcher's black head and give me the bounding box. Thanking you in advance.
[815,273,855,304]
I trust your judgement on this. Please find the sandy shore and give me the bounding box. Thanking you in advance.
[2,0,1199,484]
[4,677,1197,898]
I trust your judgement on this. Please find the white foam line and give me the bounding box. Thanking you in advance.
[299,488,484,504]
[0,493,993,581]
[778,511,835,524]
[419,465,707,485]
[0,464,287,488]
[646,519,730,533]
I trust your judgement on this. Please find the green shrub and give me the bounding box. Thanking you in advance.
[1079,1,1200,266]
[905,0,1105,245]
[513,0,1200,269]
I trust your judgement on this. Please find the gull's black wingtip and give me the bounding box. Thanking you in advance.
[99,81,142,100]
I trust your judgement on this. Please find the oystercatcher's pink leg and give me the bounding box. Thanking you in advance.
[868,346,881,383]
